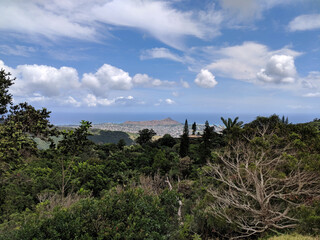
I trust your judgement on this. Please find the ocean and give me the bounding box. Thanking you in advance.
[50,111,319,126]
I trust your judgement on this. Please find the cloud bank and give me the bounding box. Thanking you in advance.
[0,59,179,108]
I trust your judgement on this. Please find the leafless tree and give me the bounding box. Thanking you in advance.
[205,125,320,239]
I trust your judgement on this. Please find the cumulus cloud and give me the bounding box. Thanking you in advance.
[133,73,175,88]
[12,64,80,97]
[0,0,221,49]
[207,42,269,80]
[257,55,297,84]
[82,64,132,97]
[0,59,182,108]
[195,69,218,88]
[289,14,320,31]
[206,42,301,83]
[165,98,175,104]
[155,98,175,106]
[64,96,81,107]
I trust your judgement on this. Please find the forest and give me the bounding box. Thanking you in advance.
[1,68,320,239]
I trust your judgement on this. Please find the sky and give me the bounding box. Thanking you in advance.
[0,0,320,123]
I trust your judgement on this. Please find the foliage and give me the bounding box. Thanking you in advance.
[88,129,133,145]
[192,122,197,135]
[179,119,189,157]
[136,128,156,145]
[6,102,58,141]
[0,188,178,240]
[220,116,243,132]
[156,134,177,148]
[58,120,93,155]
[0,69,14,116]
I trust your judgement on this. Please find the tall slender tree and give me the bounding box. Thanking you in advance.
[192,122,197,135]
[199,120,214,163]
[179,119,189,157]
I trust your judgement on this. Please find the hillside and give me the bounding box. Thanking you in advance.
[88,129,134,145]
[34,128,134,150]
[123,117,181,126]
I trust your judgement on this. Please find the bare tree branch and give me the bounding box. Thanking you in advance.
[205,132,320,238]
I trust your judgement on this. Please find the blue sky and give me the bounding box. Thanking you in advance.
[0,0,320,122]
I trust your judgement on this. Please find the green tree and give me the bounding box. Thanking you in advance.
[117,138,126,150]
[6,102,58,141]
[136,128,156,145]
[199,120,214,163]
[152,150,171,174]
[0,188,179,240]
[58,120,93,155]
[179,119,189,157]
[281,115,289,124]
[192,122,197,135]
[0,69,14,116]
[157,134,176,148]
[220,116,243,131]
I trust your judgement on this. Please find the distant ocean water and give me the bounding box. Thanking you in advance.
[50,112,319,126]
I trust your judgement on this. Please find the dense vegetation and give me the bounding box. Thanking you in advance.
[1,69,320,239]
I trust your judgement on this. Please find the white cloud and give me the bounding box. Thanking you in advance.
[0,0,97,41]
[27,93,46,102]
[180,79,190,88]
[140,48,184,62]
[195,69,218,88]
[300,71,320,96]
[165,98,175,104]
[83,94,134,107]
[0,45,36,56]
[64,96,81,107]
[0,59,181,108]
[0,0,221,49]
[12,64,80,97]
[132,73,151,85]
[207,42,269,80]
[92,0,220,49]
[206,42,301,83]
[257,55,297,84]
[303,92,320,97]
[289,14,320,31]
[133,73,175,88]
[82,64,132,97]
[0,60,15,76]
